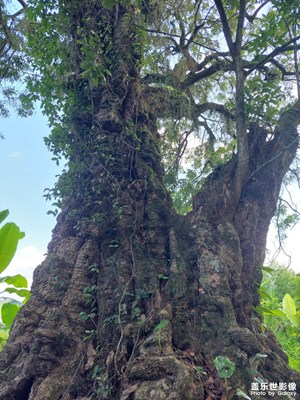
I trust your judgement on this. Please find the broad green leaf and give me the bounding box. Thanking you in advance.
[0,210,9,224]
[4,288,31,301]
[282,294,300,328]
[0,274,28,288]
[79,311,90,321]
[254,305,274,316]
[0,223,24,273]
[1,303,20,328]
[258,288,273,301]
[214,356,235,379]
[283,293,296,315]
[154,319,169,333]
[270,309,286,317]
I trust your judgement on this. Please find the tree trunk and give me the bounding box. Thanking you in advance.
[1,3,300,400]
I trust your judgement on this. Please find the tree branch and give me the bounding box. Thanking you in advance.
[213,0,234,54]
[16,0,27,8]
[246,35,300,76]
[185,3,204,48]
[248,100,300,180]
[269,59,296,78]
[181,59,233,88]
[245,1,270,23]
[235,0,246,52]
[145,86,234,122]
[7,9,24,19]
[195,102,235,120]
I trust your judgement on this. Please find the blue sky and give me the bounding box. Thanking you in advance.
[0,106,61,284]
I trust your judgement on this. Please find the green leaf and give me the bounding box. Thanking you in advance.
[0,274,28,288]
[158,274,169,280]
[102,0,117,9]
[0,210,9,224]
[154,319,169,333]
[236,388,252,399]
[261,266,274,274]
[3,287,31,301]
[79,311,90,321]
[282,294,300,327]
[1,303,20,328]
[283,293,297,314]
[270,309,286,317]
[214,356,236,379]
[254,305,274,316]
[258,288,273,301]
[0,222,24,274]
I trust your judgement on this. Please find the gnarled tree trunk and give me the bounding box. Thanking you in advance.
[1,3,300,400]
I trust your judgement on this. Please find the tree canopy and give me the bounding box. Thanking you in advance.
[15,0,299,216]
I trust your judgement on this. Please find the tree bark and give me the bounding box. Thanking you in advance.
[1,3,300,400]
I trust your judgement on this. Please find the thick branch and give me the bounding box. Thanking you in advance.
[248,100,300,181]
[234,60,248,201]
[181,59,233,88]
[269,59,296,77]
[144,41,300,90]
[142,56,234,89]
[213,0,234,54]
[277,100,300,138]
[195,51,232,71]
[7,9,24,19]
[235,0,246,52]
[246,35,300,76]
[195,102,235,120]
[145,86,234,122]
[210,1,249,202]
[17,0,27,8]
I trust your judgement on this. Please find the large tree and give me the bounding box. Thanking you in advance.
[1,0,300,399]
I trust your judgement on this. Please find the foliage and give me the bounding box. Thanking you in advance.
[214,355,235,379]
[213,356,251,399]
[282,293,300,328]
[0,0,33,118]
[0,0,298,216]
[153,319,169,351]
[258,265,300,371]
[0,210,30,351]
[0,328,8,352]
[0,209,24,272]
[6,0,296,215]
[141,0,300,211]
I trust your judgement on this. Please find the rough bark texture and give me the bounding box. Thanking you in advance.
[1,3,300,400]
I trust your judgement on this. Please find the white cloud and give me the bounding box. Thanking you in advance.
[3,245,45,287]
[7,151,21,158]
